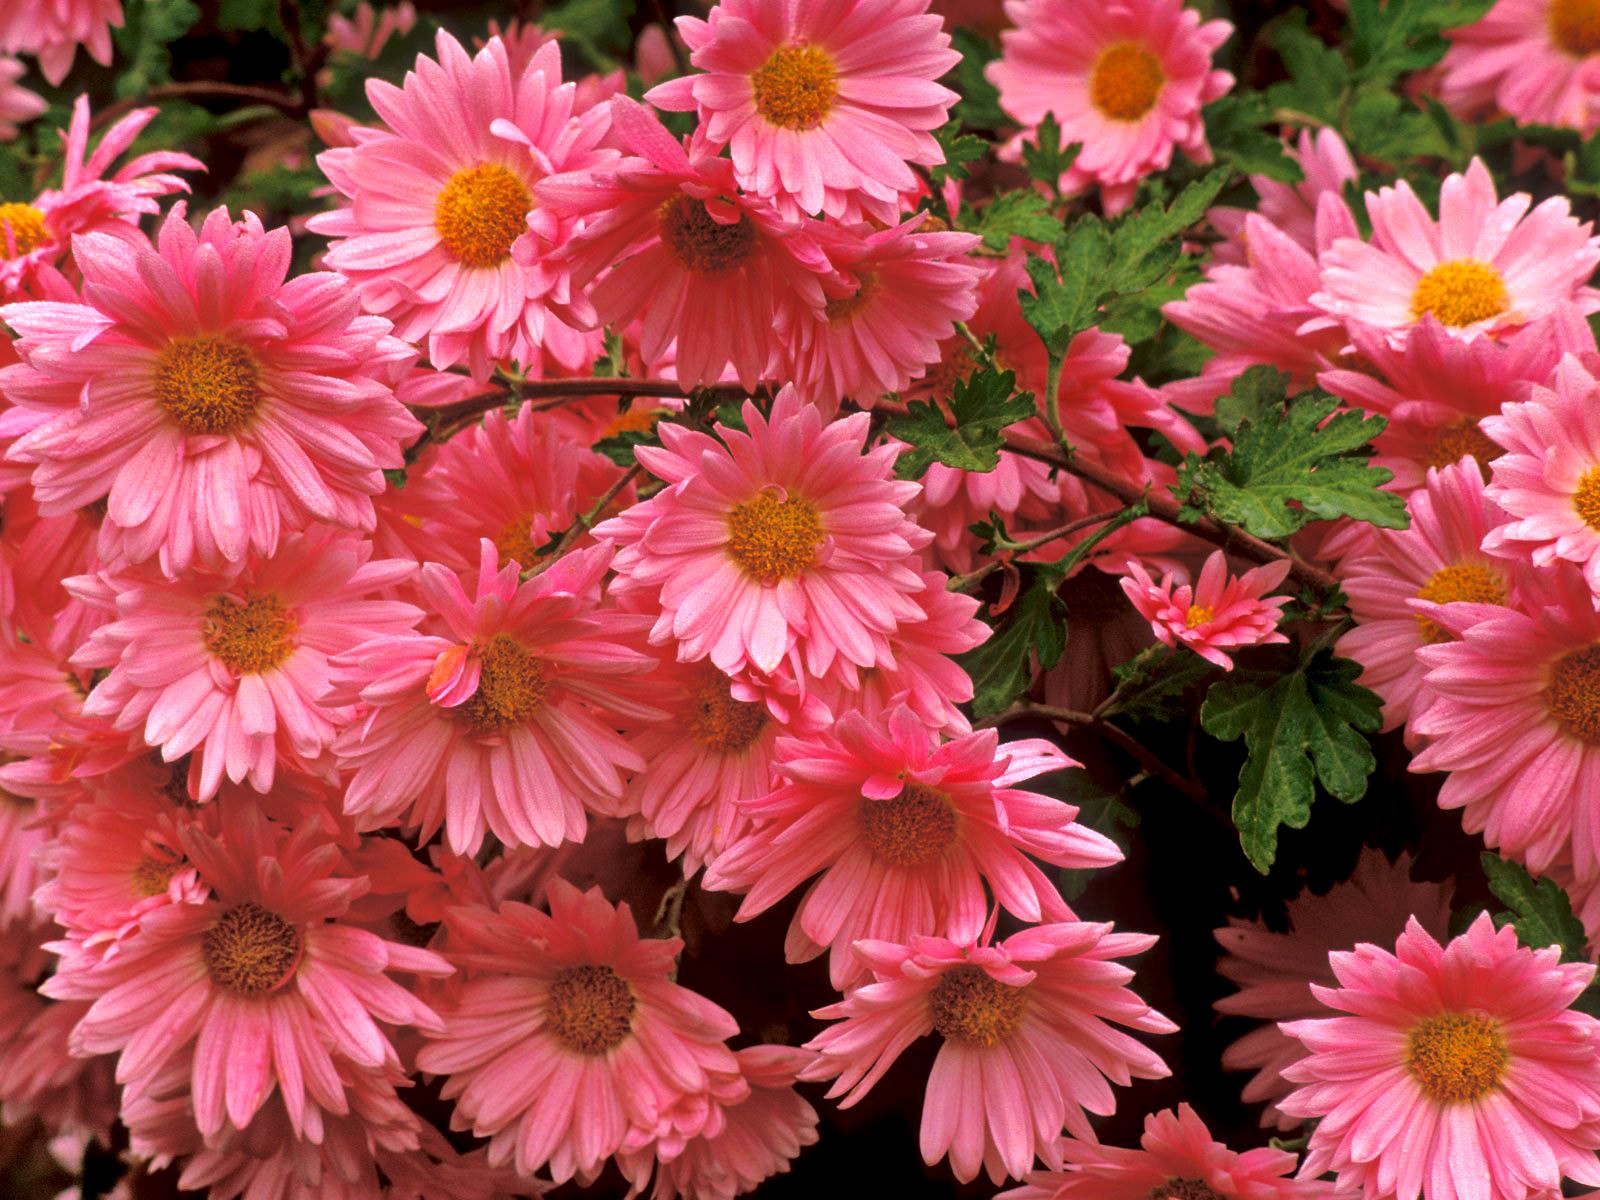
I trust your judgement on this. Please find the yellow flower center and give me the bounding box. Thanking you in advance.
[600,407,665,440]
[457,634,548,734]
[1412,562,1506,644]
[1184,604,1214,629]
[1424,420,1503,473]
[131,853,185,898]
[433,162,531,268]
[751,44,838,130]
[1546,644,1600,744]
[858,784,959,868]
[658,195,757,275]
[1089,43,1166,121]
[1551,0,1600,55]
[202,594,297,675]
[825,272,880,322]
[1575,466,1600,531]
[725,489,825,582]
[929,965,1027,1046]
[493,515,543,571]
[688,664,768,752]
[1405,1011,1507,1103]
[155,335,264,436]
[0,202,47,256]
[546,964,636,1055]
[203,901,302,994]
[1409,259,1509,328]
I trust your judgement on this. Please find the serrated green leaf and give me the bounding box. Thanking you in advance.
[930,125,988,187]
[969,190,1062,252]
[1266,17,1348,125]
[1204,95,1305,183]
[1020,220,1111,355]
[1021,114,1080,188]
[1202,653,1383,872]
[1104,645,1218,722]
[115,0,202,95]
[1214,366,1292,436]
[958,568,1067,717]
[594,428,656,468]
[947,29,1006,131]
[889,368,1036,478]
[1481,853,1589,959]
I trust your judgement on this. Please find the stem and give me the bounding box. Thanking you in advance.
[529,463,643,574]
[981,703,1207,803]
[947,508,1125,592]
[90,82,306,132]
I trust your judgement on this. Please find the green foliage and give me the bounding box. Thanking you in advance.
[1204,94,1304,183]
[1021,114,1080,189]
[1102,645,1218,723]
[594,428,657,468]
[1202,653,1384,872]
[888,368,1035,478]
[1212,365,1293,435]
[958,569,1067,718]
[965,190,1061,252]
[1481,854,1589,959]
[542,0,638,67]
[946,29,1006,131]
[114,0,202,96]
[930,124,989,187]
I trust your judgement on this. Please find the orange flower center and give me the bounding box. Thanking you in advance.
[203,593,297,675]
[0,202,46,256]
[1089,43,1166,121]
[433,162,531,268]
[1409,260,1509,328]
[493,515,543,571]
[1551,0,1600,55]
[929,965,1027,1046]
[825,272,880,322]
[600,406,665,439]
[1424,420,1503,473]
[752,44,838,130]
[658,195,757,275]
[203,901,302,994]
[1405,1011,1507,1103]
[725,488,824,582]
[131,853,185,898]
[155,335,264,436]
[1575,466,1600,531]
[1412,562,1505,644]
[457,634,548,733]
[858,784,959,868]
[1546,644,1600,743]
[688,665,768,751]
[546,964,636,1054]
[1184,604,1214,629]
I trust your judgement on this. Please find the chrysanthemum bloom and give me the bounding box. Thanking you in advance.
[999,1103,1333,1200]
[1208,127,1358,264]
[1410,563,1600,877]
[597,388,932,677]
[0,206,421,576]
[330,540,662,855]
[645,0,959,221]
[987,0,1233,214]
[803,923,1175,1184]
[323,0,417,61]
[43,804,452,1140]
[0,56,43,141]
[311,33,611,379]
[1214,848,1454,1131]
[415,880,744,1184]
[0,97,200,302]
[68,528,420,801]
[1338,461,1525,733]
[537,98,831,390]
[781,217,982,410]
[1439,0,1600,134]
[1121,550,1291,670]
[0,0,120,84]
[1311,158,1600,347]
[704,706,1118,987]
[1280,912,1600,1200]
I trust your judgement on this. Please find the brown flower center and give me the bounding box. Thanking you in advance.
[457,634,549,733]
[725,489,824,582]
[659,195,757,275]
[1551,0,1600,55]
[1424,420,1503,473]
[688,665,768,751]
[1409,260,1508,328]
[1405,1011,1507,1103]
[203,594,297,675]
[1089,43,1166,121]
[155,335,264,436]
[858,784,959,868]
[0,202,47,256]
[1413,562,1506,644]
[546,964,636,1054]
[752,44,838,130]
[131,853,185,898]
[1151,1182,1225,1200]
[929,965,1027,1046]
[825,272,879,322]
[434,162,531,268]
[203,901,302,994]
[1546,644,1600,744]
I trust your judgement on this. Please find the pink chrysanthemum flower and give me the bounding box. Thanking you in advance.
[68,528,420,801]
[704,706,1118,987]
[415,880,744,1185]
[0,206,421,576]
[1213,848,1454,1131]
[1209,127,1358,264]
[310,33,611,379]
[1311,158,1600,347]
[43,804,452,1140]
[597,387,932,677]
[1439,0,1600,134]
[999,1103,1333,1200]
[0,0,120,84]
[645,0,960,221]
[537,98,831,390]
[1280,912,1600,1200]
[1121,550,1292,670]
[330,540,662,855]
[323,0,417,61]
[802,923,1175,1184]
[1338,461,1525,733]
[987,0,1234,214]
[0,56,43,141]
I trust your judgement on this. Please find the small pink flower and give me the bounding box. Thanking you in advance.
[0,56,43,141]
[0,0,121,85]
[1209,127,1359,264]
[1120,550,1291,669]
[1439,0,1600,134]
[1280,912,1600,1200]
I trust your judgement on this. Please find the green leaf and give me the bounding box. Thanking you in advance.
[541,0,637,65]
[1104,645,1219,723]
[1213,365,1293,436]
[1176,393,1408,539]
[115,0,202,96]
[947,29,1006,131]
[1481,853,1589,959]
[930,124,989,187]
[1019,218,1112,356]
[594,428,657,468]
[1021,114,1080,188]
[1204,95,1305,183]
[967,190,1062,252]
[958,567,1067,718]
[1202,653,1383,872]
[888,368,1036,478]
[1266,17,1349,125]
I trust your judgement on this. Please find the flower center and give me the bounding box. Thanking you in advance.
[0,202,46,256]
[202,594,297,675]
[1089,43,1166,121]
[546,964,635,1055]
[1424,420,1503,473]
[155,335,264,436]
[131,853,185,898]
[1574,467,1600,531]
[751,44,838,130]
[1405,1011,1507,1103]
[1409,259,1509,328]
[1545,644,1600,744]
[929,965,1027,1046]
[658,195,757,275]
[1551,0,1600,55]
[825,273,879,322]
[1151,1182,1226,1200]
[601,407,664,439]
[1413,562,1506,644]
[858,784,959,868]
[457,634,548,733]
[203,901,302,994]
[433,162,531,269]
[688,665,768,752]
[493,515,543,571]
[725,488,824,582]
[1184,604,1214,629]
